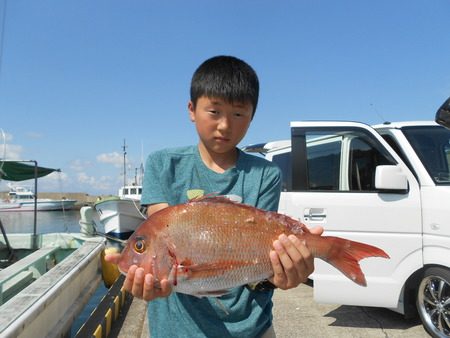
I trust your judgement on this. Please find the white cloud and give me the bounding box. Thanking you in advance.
[1,144,23,160]
[77,172,114,191]
[96,152,123,167]
[0,131,24,160]
[70,159,92,172]
[43,171,68,182]
[1,131,13,142]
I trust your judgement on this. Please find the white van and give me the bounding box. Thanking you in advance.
[244,121,450,337]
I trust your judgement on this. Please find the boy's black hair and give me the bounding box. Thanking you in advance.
[190,55,259,118]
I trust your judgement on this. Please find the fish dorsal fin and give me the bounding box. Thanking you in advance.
[189,194,236,205]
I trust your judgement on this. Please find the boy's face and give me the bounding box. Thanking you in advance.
[189,96,253,155]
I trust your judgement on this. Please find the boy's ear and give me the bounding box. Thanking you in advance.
[188,101,195,122]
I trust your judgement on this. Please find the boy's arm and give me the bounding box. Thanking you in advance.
[146,202,169,217]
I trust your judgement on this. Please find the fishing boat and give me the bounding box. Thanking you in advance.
[94,196,145,240]
[0,159,124,337]
[93,140,146,240]
[0,185,77,212]
[118,183,142,201]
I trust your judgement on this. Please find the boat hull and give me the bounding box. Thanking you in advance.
[94,198,145,239]
[0,233,105,337]
[0,199,77,212]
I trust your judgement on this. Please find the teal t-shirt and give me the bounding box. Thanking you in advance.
[141,145,281,338]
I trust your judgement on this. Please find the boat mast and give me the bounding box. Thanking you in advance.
[122,139,127,187]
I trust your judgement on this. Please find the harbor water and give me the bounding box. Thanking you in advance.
[0,209,82,234]
[0,209,109,337]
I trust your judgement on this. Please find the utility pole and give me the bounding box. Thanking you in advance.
[122,139,127,187]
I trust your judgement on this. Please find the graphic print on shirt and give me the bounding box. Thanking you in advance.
[187,189,205,200]
[186,189,243,203]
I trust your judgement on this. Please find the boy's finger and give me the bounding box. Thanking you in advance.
[270,246,287,288]
[309,226,324,236]
[131,268,145,298]
[104,253,121,264]
[123,265,137,292]
[142,274,156,301]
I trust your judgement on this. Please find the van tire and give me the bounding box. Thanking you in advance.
[416,266,450,337]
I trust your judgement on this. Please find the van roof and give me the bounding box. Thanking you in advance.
[372,120,438,129]
[242,120,440,154]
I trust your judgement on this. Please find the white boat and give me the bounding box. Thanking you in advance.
[0,185,77,212]
[118,184,142,201]
[94,196,145,240]
[92,141,146,239]
[0,230,105,338]
[0,160,115,337]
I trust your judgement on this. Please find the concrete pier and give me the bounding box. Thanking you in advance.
[109,283,427,338]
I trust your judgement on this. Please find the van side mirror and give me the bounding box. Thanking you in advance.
[435,97,450,129]
[375,165,408,191]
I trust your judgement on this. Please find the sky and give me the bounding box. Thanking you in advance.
[1,0,449,196]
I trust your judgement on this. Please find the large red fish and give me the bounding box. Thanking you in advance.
[117,196,389,296]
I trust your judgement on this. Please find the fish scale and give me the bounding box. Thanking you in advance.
[165,208,273,294]
[118,196,390,296]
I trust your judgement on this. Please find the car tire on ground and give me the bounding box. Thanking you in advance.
[416,266,450,337]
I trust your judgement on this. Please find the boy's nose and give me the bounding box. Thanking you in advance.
[217,115,232,131]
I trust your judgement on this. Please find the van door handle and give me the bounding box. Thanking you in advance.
[303,208,326,221]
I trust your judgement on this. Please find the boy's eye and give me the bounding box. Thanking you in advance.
[234,111,250,118]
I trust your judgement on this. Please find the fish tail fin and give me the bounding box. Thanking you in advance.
[318,236,390,287]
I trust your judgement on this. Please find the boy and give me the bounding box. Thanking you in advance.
[107,55,322,337]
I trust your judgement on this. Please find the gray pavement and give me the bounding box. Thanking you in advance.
[272,283,428,338]
[113,283,429,337]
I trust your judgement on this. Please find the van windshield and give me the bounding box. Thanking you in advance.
[402,125,450,185]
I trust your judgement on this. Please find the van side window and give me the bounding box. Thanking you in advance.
[348,137,392,190]
[307,140,341,190]
[291,127,397,192]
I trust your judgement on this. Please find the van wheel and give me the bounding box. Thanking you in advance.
[416,267,450,337]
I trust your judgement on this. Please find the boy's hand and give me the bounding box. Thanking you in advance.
[269,226,323,290]
[104,253,172,301]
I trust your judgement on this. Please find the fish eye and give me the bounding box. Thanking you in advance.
[134,239,146,253]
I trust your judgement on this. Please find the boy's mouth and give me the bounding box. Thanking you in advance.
[214,137,230,143]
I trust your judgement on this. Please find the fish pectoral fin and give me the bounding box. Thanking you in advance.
[186,262,222,272]
[177,261,238,280]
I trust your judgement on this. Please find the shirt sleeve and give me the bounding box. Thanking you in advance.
[140,151,168,206]
[256,163,282,212]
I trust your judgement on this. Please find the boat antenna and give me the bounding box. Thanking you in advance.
[140,140,144,185]
[0,128,6,183]
[122,139,127,187]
